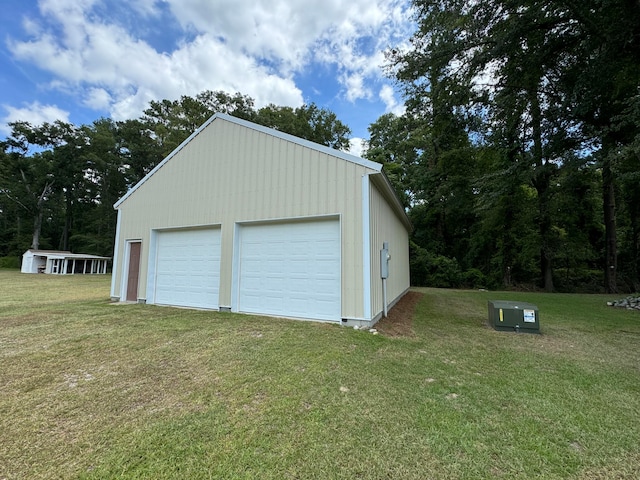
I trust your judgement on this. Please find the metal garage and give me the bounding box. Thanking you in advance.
[154,228,221,309]
[111,113,411,326]
[236,219,341,321]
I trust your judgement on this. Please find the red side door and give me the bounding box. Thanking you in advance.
[126,242,141,302]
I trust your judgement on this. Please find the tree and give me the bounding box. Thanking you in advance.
[614,95,640,291]
[142,91,352,157]
[72,118,129,255]
[363,113,416,207]
[386,0,640,292]
[255,103,352,151]
[2,119,125,255]
[380,1,491,285]
[551,157,603,291]
[143,91,257,157]
[559,0,640,292]
[116,119,164,188]
[1,124,56,251]
[0,90,355,261]
[26,121,90,251]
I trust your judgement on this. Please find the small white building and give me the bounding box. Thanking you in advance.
[21,249,110,275]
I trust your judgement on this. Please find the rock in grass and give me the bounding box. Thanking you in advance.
[607,295,640,310]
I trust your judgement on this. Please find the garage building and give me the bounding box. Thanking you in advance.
[110,113,411,326]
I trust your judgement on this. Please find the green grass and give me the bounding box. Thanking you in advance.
[1,271,639,479]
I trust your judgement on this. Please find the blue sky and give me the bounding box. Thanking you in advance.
[0,0,413,155]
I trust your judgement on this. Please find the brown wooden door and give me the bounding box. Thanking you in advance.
[126,241,141,301]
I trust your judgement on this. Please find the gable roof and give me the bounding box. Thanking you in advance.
[114,113,411,230]
[24,249,110,260]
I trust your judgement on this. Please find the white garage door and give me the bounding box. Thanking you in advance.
[155,228,221,309]
[238,219,341,321]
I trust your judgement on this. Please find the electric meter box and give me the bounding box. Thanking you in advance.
[488,300,540,333]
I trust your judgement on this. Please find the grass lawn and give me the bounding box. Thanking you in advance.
[1,270,639,479]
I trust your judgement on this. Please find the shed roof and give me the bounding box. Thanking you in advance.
[24,249,111,260]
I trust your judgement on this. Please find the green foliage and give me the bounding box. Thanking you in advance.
[0,256,20,269]
[461,268,487,290]
[0,90,352,260]
[410,241,462,288]
[255,103,352,151]
[553,268,604,294]
[383,0,640,293]
[142,91,352,157]
[363,113,416,207]
[143,91,256,157]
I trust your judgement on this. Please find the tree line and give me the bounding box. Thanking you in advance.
[1,0,638,293]
[365,0,640,293]
[0,92,351,263]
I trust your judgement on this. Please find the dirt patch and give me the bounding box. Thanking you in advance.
[375,290,424,338]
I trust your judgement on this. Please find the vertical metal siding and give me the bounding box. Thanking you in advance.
[114,118,371,318]
[368,181,411,319]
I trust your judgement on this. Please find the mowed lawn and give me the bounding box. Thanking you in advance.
[1,270,639,479]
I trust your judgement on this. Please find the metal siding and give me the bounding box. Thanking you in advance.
[113,117,370,318]
[369,181,411,319]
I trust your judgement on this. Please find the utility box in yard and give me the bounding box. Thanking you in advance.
[488,300,540,333]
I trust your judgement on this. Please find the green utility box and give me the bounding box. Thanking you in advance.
[488,300,540,333]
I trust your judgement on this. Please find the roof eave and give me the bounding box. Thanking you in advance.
[369,170,413,232]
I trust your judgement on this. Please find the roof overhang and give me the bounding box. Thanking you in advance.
[369,170,413,232]
[25,250,110,260]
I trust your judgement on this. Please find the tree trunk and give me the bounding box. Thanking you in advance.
[31,210,42,250]
[541,248,554,292]
[502,205,514,288]
[537,181,554,292]
[30,180,53,251]
[602,158,617,293]
[623,187,640,291]
[631,221,639,292]
[530,88,554,292]
[61,194,72,251]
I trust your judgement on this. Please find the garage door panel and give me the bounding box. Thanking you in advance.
[238,220,340,321]
[155,228,221,309]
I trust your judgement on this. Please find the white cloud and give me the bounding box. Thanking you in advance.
[164,0,358,71]
[379,84,405,115]
[129,0,160,17]
[348,137,366,158]
[106,34,304,120]
[1,102,70,134]
[6,0,414,123]
[84,87,112,110]
[309,1,413,102]
[8,1,306,121]
[343,73,371,102]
